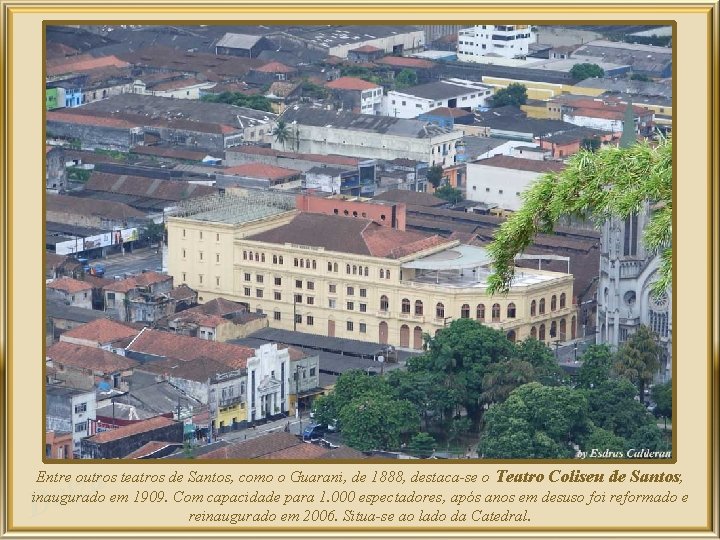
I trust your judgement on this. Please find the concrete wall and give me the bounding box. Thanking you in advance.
[46,120,134,151]
[385,86,492,119]
[328,30,425,58]
[46,147,68,191]
[46,287,93,310]
[466,163,543,211]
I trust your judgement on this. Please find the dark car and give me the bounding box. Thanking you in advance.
[302,423,325,441]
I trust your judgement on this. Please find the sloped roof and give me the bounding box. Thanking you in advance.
[46,341,139,373]
[103,272,172,294]
[247,212,450,259]
[46,53,129,77]
[85,173,218,202]
[376,56,435,69]
[325,77,380,91]
[138,356,238,382]
[127,328,254,370]
[60,318,140,345]
[255,61,295,74]
[472,155,566,173]
[47,277,92,294]
[216,33,265,50]
[46,193,147,221]
[85,415,177,444]
[223,163,300,181]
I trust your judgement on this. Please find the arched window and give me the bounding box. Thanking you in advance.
[379,269,385,279]
[249,251,254,261]
[279,256,283,265]
[476,304,485,321]
[300,259,305,268]
[436,303,445,318]
[560,292,566,309]
[551,295,557,311]
[386,270,390,279]
[312,260,317,270]
[352,265,357,275]
[507,302,516,318]
[415,300,424,316]
[401,298,411,314]
[380,295,389,312]
[539,298,546,315]
[492,303,501,322]
[506,330,516,343]
[346,264,351,274]
[531,300,536,316]
[364,267,369,277]
[539,324,546,341]
[461,304,470,318]
[255,253,259,262]
[261,253,265,263]
[327,262,332,271]
[306,259,310,268]
[550,321,557,338]
[559,318,566,340]
[333,262,338,273]
[273,255,278,264]
[530,326,537,339]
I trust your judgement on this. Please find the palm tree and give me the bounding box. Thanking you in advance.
[273,119,290,150]
[613,325,662,403]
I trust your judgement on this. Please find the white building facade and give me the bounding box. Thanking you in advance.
[246,344,291,423]
[384,79,493,119]
[457,25,535,61]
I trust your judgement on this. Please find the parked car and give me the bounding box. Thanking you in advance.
[302,423,325,441]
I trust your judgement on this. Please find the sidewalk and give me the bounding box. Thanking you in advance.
[217,414,308,444]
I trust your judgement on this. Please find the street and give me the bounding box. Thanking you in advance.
[99,247,162,278]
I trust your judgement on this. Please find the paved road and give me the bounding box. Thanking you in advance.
[100,247,162,278]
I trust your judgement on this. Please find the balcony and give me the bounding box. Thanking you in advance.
[218,396,243,409]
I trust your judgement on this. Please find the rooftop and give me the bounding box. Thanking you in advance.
[325,76,381,91]
[375,56,435,69]
[171,192,295,225]
[85,173,218,202]
[373,189,445,207]
[46,276,92,294]
[103,271,172,294]
[47,301,114,324]
[196,431,365,459]
[215,32,265,50]
[85,415,178,444]
[277,25,422,51]
[222,163,301,181]
[280,106,456,139]
[46,341,139,373]
[471,155,566,173]
[392,81,483,101]
[247,212,451,259]
[46,53,129,77]
[137,356,240,383]
[254,61,296,74]
[60,318,140,345]
[226,146,361,167]
[126,328,255,370]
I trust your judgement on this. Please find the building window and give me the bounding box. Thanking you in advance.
[256,275,264,283]
[274,277,282,286]
[74,422,87,433]
[216,276,220,286]
[307,297,314,305]
[274,255,279,264]
[183,229,186,237]
[328,262,333,271]
[347,286,354,296]
[359,303,367,313]
[346,264,351,274]
[294,294,302,303]
[244,273,251,282]
[216,253,220,263]
[551,295,557,311]
[380,269,385,279]
[199,274,203,284]
[279,256,284,265]
[531,300,537,316]
[402,298,411,314]
[380,295,389,312]
[360,288,367,298]
[199,231,203,240]
[182,273,186,282]
[306,281,315,290]
[507,303,516,318]
[198,251,203,260]
[243,251,247,260]
[307,315,314,326]
[182,249,186,259]
[296,280,302,288]
[492,303,501,322]
[539,324,546,341]
[539,298,546,315]
[386,270,390,279]
[415,300,424,316]
[329,284,336,294]
[359,323,367,333]
[436,303,445,318]
[274,291,282,301]
[461,304,470,318]
[329,299,336,309]
[347,301,354,311]
[74,403,87,414]
[274,311,281,321]
[476,304,485,321]
[295,314,302,324]
[294,258,299,267]
[624,213,639,256]
[364,267,369,277]
[550,321,557,338]
[256,289,263,298]
[333,262,338,272]
[244,287,251,296]
[346,321,354,331]
[560,292,566,309]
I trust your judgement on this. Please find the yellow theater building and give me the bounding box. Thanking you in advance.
[166,192,577,350]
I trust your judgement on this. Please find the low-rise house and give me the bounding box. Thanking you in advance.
[217,163,302,189]
[46,193,148,231]
[80,415,183,459]
[60,318,141,353]
[46,277,93,309]
[466,155,565,212]
[157,297,267,341]
[384,79,493,119]
[46,385,97,458]
[539,127,616,158]
[303,166,361,196]
[45,430,74,459]
[46,301,114,344]
[103,272,174,322]
[46,341,139,392]
[214,33,275,58]
[325,76,384,115]
[347,44,385,63]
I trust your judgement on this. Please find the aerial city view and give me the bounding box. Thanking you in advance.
[44,23,673,460]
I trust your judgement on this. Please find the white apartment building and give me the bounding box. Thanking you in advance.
[457,25,535,61]
[384,79,493,119]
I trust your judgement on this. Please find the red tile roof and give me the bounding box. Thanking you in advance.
[46,54,129,77]
[325,77,380,91]
[127,328,254,369]
[103,272,172,294]
[86,173,218,201]
[46,193,147,220]
[473,155,566,173]
[61,318,141,345]
[46,341,139,373]
[149,77,206,92]
[255,62,295,74]
[376,57,435,69]
[86,415,177,444]
[47,277,92,294]
[222,163,300,181]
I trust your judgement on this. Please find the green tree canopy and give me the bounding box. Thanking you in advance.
[434,184,463,204]
[426,164,444,189]
[491,83,527,107]
[570,63,605,81]
[272,119,290,150]
[406,432,436,458]
[583,378,657,440]
[613,325,662,401]
[651,380,672,429]
[576,344,614,389]
[141,222,166,245]
[486,137,672,297]
[479,382,589,458]
[395,68,418,88]
[201,92,273,112]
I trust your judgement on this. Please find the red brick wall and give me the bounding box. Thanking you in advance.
[295,194,406,230]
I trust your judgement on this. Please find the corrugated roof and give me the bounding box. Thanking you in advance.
[46,54,129,77]
[46,341,139,373]
[473,155,566,173]
[85,415,177,444]
[325,77,380,91]
[61,318,141,345]
[46,277,92,294]
[216,33,264,50]
[223,163,301,180]
[103,271,172,293]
